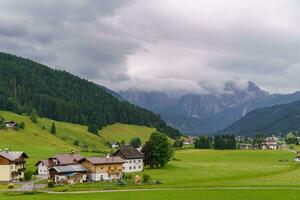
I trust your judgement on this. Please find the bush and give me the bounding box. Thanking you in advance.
[48,180,54,188]
[20,122,25,129]
[116,180,126,186]
[8,183,14,189]
[123,174,132,180]
[142,174,151,183]
[24,170,33,181]
[73,140,80,146]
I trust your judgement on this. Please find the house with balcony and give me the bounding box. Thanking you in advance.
[80,156,125,181]
[113,146,144,172]
[0,151,28,182]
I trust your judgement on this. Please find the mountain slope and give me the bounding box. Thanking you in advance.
[0,52,180,138]
[120,83,300,134]
[0,111,167,168]
[222,100,300,136]
[120,82,270,134]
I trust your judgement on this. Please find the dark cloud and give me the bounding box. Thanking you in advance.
[1,0,300,94]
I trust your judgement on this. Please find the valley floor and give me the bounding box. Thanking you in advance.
[2,188,300,200]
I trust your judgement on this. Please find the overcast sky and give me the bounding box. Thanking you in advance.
[1,0,300,94]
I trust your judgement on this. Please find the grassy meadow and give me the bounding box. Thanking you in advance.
[2,189,300,200]
[1,111,300,199]
[0,111,159,168]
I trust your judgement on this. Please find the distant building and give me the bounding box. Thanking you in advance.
[49,164,87,184]
[81,156,125,181]
[111,142,119,149]
[114,146,143,172]
[5,121,16,128]
[264,136,279,149]
[0,151,28,182]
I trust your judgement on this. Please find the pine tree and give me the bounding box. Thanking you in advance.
[50,122,56,135]
[30,109,38,123]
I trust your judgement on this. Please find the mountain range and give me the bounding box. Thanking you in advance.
[120,82,300,135]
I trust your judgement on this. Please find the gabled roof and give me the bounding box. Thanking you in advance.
[50,153,84,165]
[85,156,125,165]
[35,159,51,167]
[114,147,143,159]
[0,151,28,161]
[50,164,87,173]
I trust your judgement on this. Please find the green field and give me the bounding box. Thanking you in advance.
[0,111,159,168]
[1,111,300,199]
[2,189,300,200]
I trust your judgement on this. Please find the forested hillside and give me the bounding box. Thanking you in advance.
[222,100,300,136]
[0,52,180,138]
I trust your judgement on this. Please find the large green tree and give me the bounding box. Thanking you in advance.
[195,136,211,149]
[142,132,173,168]
[130,137,142,148]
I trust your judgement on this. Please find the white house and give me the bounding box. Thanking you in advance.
[264,136,279,149]
[113,146,144,173]
[5,121,16,128]
[35,160,50,175]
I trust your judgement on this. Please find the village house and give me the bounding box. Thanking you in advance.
[111,142,119,149]
[80,156,125,181]
[5,121,16,128]
[264,136,279,150]
[35,160,51,175]
[114,146,144,173]
[0,150,28,182]
[49,164,87,184]
[36,153,84,175]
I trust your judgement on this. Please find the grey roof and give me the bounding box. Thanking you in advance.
[35,159,51,167]
[50,164,87,173]
[86,156,125,165]
[0,151,28,161]
[50,153,84,165]
[114,147,143,159]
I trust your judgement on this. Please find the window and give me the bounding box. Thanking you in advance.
[129,166,132,170]
[129,160,132,164]
[138,166,141,169]
[133,166,136,169]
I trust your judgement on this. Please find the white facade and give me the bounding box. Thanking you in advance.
[123,158,143,173]
[88,172,121,181]
[54,174,87,184]
[37,162,49,175]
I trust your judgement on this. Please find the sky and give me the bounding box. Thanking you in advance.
[1,0,300,94]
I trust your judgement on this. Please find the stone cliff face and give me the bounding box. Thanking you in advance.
[120,81,300,134]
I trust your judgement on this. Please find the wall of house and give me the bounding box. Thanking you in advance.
[37,163,49,175]
[82,161,123,181]
[123,159,143,173]
[0,165,10,181]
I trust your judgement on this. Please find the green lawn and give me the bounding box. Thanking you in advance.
[0,111,162,169]
[100,123,157,144]
[2,189,300,200]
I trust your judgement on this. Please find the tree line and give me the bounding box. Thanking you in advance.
[194,134,237,149]
[0,52,180,139]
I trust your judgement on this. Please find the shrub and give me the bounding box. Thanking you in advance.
[123,174,132,180]
[142,174,151,183]
[73,140,80,146]
[48,180,54,188]
[24,170,33,181]
[20,122,25,129]
[8,183,14,189]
